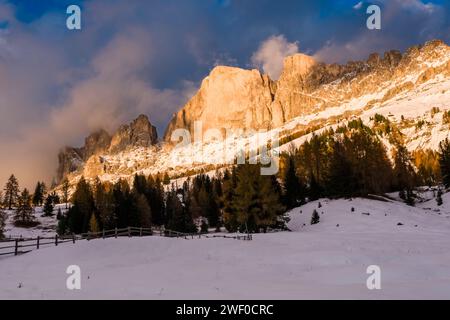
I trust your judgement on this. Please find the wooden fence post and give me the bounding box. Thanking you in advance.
[128,227,131,237]
[72,233,76,244]
[102,229,105,239]
[115,228,118,238]
[14,239,18,256]
[140,227,143,237]
[55,235,58,246]
[37,236,40,249]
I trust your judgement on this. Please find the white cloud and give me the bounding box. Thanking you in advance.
[251,35,299,80]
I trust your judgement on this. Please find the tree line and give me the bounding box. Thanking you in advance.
[2,116,450,238]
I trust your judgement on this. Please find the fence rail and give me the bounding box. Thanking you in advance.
[0,227,252,257]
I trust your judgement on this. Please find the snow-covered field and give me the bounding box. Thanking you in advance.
[1,195,450,299]
[2,205,62,239]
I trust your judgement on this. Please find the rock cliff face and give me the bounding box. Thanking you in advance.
[164,40,449,141]
[56,115,157,183]
[55,40,450,188]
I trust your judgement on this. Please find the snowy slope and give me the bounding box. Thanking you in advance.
[1,196,450,299]
[2,204,65,239]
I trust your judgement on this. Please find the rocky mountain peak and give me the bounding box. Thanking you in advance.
[109,114,158,153]
[56,114,158,183]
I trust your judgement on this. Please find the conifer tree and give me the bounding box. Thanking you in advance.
[0,208,6,239]
[43,195,54,216]
[133,192,152,228]
[147,175,165,226]
[222,169,239,232]
[14,188,35,226]
[439,138,450,188]
[32,182,45,207]
[233,164,284,233]
[393,143,416,195]
[67,177,95,234]
[282,154,305,209]
[311,209,320,225]
[166,190,196,233]
[94,178,114,229]
[112,179,131,228]
[437,188,443,206]
[4,174,19,210]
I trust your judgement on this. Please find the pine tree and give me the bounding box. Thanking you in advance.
[166,190,197,233]
[133,192,152,228]
[233,164,284,233]
[43,195,54,216]
[94,178,114,229]
[57,207,63,220]
[4,174,19,210]
[437,188,443,206]
[32,182,45,207]
[326,139,356,197]
[49,191,60,204]
[222,169,239,232]
[67,177,95,234]
[439,138,450,188]
[282,155,305,209]
[147,175,165,226]
[311,209,320,225]
[0,208,6,239]
[200,220,209,233]
[57,215,67,235]
[393,143,416,200]
[14,188,35,226]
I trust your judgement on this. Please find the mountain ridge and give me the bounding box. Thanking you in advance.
[56,40,450,187]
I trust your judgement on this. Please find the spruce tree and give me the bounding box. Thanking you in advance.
[222,169,239,232]
[437,188,443,206]
[133,192,152,228]
[233,164,284,233]
[94,178,114,229]
[67,177,95,234]
[4,174,19,210]
[43,195,54,216]
[0,208,6,239]
[112,179,132,228]
[282,155,305,209]
[147,175,165,226]
[166,190,197,233]
[32,182,44,207]
[311,209,320,225]
[14,188,35,226]
[57,215,67,235]
[439,138,450,188]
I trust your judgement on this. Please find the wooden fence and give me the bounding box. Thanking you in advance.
[0,227,252,257]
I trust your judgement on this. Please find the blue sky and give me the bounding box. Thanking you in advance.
[0,0,449,185]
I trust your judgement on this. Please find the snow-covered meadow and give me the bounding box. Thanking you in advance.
[1,194,450,299]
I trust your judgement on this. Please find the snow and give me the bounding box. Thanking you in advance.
[2,196,450,299]
[2,205,64,239]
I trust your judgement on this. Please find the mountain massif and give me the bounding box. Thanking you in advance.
[57,40,450,187]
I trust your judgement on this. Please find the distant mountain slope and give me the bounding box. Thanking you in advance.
[56,40,450,188]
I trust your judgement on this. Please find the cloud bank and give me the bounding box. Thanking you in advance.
[251,35,299,79]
